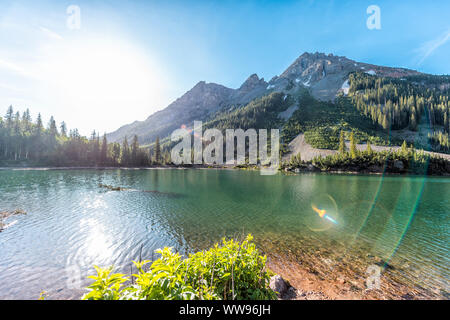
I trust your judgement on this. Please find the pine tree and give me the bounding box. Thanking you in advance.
[401,140,408,156]
[409,112,417,131]
[350,131,357,159]
[366,141,373,155]
[5,105,14,130]
[444,111,449,133]
[91,131,100,165]
[35,113,43,135]
[121,137,130,166]
[382,113,389,130]
[339,130,346,155]
[60,122,67,137]
[131,135,139,166]
[22,109,32,131]
[48,116,58,136]
[100,134,108,165]
[155,136,161,164]
[112,143,121,166]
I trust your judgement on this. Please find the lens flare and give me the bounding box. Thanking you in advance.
[312,205,338,224]
[307,194,339,232]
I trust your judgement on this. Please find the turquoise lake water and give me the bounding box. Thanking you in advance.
[0,169,448,299]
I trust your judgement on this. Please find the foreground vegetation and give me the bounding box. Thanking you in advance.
[83,235,277,300]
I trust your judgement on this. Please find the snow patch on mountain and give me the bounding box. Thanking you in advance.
[341,79,350,95]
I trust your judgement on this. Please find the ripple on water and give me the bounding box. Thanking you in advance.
[0,169,448,299]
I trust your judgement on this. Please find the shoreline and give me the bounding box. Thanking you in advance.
[1,165,449,177]
[259,239,447,300]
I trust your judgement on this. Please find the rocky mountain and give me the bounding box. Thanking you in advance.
[107,74,268,145]
[267,52,421,100]
[107,52,423,144]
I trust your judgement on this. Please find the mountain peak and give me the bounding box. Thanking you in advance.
[239,73,266,92]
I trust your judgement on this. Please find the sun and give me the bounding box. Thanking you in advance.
[35,37,168,135]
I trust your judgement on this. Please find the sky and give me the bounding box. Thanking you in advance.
[0,0,449,135]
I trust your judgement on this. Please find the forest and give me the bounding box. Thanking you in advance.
[347,72,450,150]
[0,106,170,167]
[281,72,450,154]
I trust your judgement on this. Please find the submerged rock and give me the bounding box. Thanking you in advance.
[98,183,181,198]
[269,275,289,298]
[0,209,26,232]
[0,209,26,219]
[394,160,404,171]
[307,164,320,172]
[98,184,128,191]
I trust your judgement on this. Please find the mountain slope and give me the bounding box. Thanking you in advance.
[107,52,425,145]
[107,75,268,145]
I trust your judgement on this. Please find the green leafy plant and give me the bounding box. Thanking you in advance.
[83,234,277,300]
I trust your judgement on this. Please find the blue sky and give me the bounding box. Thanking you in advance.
[0,0,449,135]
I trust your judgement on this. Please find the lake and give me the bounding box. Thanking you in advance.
[0,169,448,299]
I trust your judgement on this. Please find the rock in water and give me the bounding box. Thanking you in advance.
[394,160,404,170]
[269,275,288,298]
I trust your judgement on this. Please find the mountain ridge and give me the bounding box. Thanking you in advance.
[107,52,425,145]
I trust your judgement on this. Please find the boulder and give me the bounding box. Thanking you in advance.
[269,275,288,298]
[394,160,404,170]
[307,164,320,172]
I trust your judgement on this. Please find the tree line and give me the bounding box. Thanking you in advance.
[348,72,450,133]
[0,106,171,167]
[283,130,450,175]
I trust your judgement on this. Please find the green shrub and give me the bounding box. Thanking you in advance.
[304,127,340,149]
[308,148,450,175]
[83,234,277,300]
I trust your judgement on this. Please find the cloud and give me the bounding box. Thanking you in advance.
[0,82,24,92]
[39,26,64,41]
[0,57,37,79]
[415,29,450,65]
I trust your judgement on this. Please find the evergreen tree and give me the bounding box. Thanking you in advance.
[155,136,161,164]
[90,130,100,165]
[401,140,408,156]
[48,116,58,136]
[350,131,357,159]
[100,133,108,165]
[35,113,43,135]
[60,121,67,137]
[338,130,346,155]
[366,141,373,155]
[112,143,121,166]
[121,137,130,166]
[131,135,139,166]
[5,105,14,130]
[22,109,32,131]
[409,112,417,131]
[444,112,449,133]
